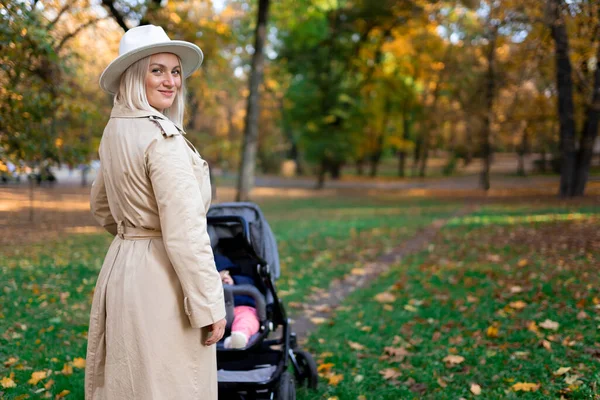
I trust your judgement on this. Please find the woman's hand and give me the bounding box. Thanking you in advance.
[205,318,227,346]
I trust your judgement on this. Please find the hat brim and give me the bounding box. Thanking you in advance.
[99,41,203,95]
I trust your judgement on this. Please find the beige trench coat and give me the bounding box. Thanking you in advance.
[85,104,225,400]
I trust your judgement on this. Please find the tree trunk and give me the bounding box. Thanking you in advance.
[369,134,384,177]
[418,143,429,178]
[516,123,528,177]
[280,99,304,176]
[540,149,547,173]
[480,27,497,191]
[572,29,600,196]
[329,161,342,180]
[548,0,577,196]
[398,113,410,177]
[29,176,34,223]
[236,0,270,201]
[398,151,406,177]
[369,154,381,177]
[316,160,326,189]
[356,158,365,175]
[412,136,421,177]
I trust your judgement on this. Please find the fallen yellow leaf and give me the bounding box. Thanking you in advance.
[328,373,344,386]
[470,383,482,395]
[511,382,540,392]
[317,363,334,373]
[509,300,527,310]
[517,259,528,267]
[379,368,402,380]
[553,367,571,376]
[72,358,86,369]
[4,357,18,367]
[56,390,70,398]
[541,340,552,351]
[61,363,73,376]
[437,377,447,388]
[374,292,396,303]
[44,379,55,390]
[347,341,365,351]
[486,325,499,338]
[527,321,539,333]
[27,371,47,385]
[310,317,326,325]
[564,374,583,386]
[539,319,559,330]
[350,268,367,275]
[443,355,465,365]
[1,376,17,388]
[383,304,394,311]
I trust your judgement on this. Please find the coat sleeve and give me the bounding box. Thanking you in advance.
[146,134,226,329]
[90,167,117,236]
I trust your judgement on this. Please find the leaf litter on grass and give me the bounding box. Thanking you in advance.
[297,204,600,399]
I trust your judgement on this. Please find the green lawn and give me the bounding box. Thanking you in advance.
[297,205,600,400]
[0,194,456,399]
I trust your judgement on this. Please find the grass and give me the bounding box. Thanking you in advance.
[297,205,600,399]
[0,194,456,399]
[2,194,598,399]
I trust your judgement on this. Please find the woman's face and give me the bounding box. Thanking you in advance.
[145,53,182,111]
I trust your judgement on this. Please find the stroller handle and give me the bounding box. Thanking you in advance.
[223,284,267,321]
[207,216,251,247]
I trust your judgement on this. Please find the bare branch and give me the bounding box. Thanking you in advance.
[101,0,129,31]
[56,17,107,51]
[47,3,72,30]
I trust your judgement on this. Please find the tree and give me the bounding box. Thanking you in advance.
[236,0,270,201]
[547,0,600,196]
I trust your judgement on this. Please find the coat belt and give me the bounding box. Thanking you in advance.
[117,220,162,240]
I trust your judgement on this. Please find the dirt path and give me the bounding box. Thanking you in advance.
[288,206,477,343]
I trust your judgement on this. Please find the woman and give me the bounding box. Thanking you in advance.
[85,25,226,399]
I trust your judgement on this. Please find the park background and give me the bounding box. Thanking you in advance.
[1,0,600,399]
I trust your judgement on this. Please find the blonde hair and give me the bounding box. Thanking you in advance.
[115,55,186,126]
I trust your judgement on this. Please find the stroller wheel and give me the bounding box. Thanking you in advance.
[291,349,318,390]
[276,371,296,400]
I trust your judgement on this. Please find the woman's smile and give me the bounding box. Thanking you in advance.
[145,53,182,111]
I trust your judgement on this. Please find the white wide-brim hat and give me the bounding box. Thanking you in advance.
[99,25,203,95]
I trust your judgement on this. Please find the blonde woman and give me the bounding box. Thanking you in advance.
[85,25,226,399]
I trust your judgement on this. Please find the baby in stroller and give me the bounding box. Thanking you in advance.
[215,253,260,349]
[208,202,318,398]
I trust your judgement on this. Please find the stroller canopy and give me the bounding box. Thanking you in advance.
[208,202,281,279]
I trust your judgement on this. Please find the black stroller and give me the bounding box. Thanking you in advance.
[207,202,318,400]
